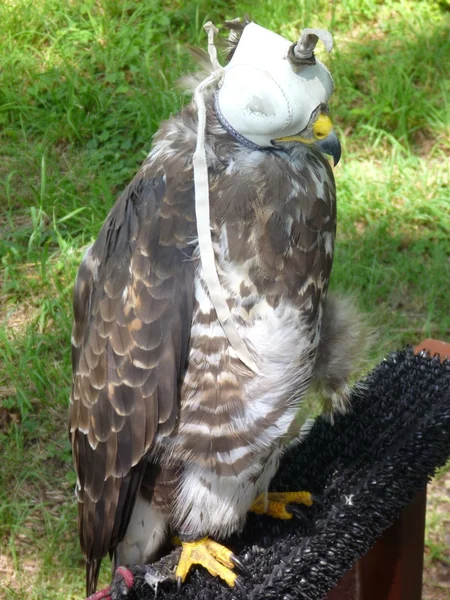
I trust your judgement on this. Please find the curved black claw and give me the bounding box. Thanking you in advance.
[234,577,248,599]
[177,576,183,595]
[286,504,310,522]
[310,493,323,505]
[231,554,251,578]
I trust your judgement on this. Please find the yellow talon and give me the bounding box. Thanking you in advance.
[250,491,313,519]
[175,537,237,588]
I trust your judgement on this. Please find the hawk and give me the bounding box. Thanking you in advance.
[69,20,360,596]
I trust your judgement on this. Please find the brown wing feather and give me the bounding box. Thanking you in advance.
[69,166,196,595]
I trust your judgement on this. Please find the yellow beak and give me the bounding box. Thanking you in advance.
[273,114,333,145]
[273,114,341,165]
[313,114,333,139]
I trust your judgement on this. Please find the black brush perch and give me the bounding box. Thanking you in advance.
[90,345,450,600]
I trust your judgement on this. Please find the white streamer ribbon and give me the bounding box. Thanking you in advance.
[193,22,259,373]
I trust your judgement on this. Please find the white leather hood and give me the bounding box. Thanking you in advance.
[216,23,334,148]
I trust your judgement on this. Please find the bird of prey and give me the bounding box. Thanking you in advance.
[69,19,362,596]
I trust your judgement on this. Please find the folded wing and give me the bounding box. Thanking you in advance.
[69,167,196,594]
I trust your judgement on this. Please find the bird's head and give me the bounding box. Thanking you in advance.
[215,22,341,165]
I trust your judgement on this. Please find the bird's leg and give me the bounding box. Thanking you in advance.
[174,536,246,590]
[250,491,313,519]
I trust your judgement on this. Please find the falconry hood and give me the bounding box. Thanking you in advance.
[217,23,335,148]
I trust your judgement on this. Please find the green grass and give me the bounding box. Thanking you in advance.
[0,0,449,598]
